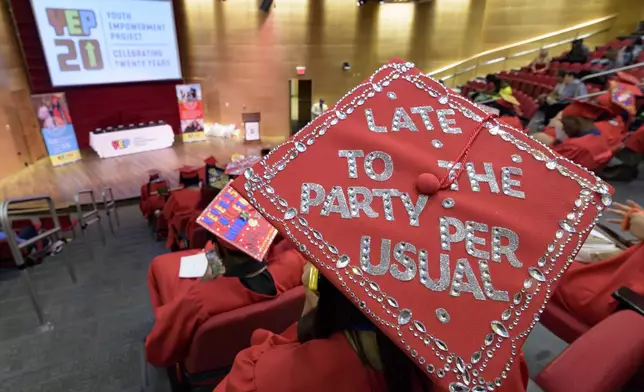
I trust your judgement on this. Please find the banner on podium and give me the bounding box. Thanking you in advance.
[196,184,277,261]
[30,93,81,166]
[176,84,206,143]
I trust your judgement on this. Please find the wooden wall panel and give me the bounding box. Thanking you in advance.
[180,0,633,141]
[0,0,46,181]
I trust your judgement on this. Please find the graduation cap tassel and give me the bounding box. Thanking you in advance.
[439,114,497,190]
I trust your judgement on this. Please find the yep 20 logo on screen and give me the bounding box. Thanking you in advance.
[46,9,104,72]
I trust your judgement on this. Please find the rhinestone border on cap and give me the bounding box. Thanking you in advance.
[241,60,610,390]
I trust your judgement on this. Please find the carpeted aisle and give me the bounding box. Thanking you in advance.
[0,204,168,392]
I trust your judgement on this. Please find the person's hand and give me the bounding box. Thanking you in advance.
[606,200,644,240]
[201,251,226,281]
[531,132,555,146]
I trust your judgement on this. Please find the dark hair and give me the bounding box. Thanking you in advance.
[299,275,432,392]
[564,71,578,78]
[179,175,200,188]
[196,188,220,210]
[260,148,271,157]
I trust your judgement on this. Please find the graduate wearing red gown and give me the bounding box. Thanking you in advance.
[215,59,610,392]
[554,201,644,327]
[145,238,306,367]
[140,170,170,219]
[533,101,614,171]
[163,166,203,249]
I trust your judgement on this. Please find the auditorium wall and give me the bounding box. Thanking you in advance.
[0,0,47,180]
[0,0,640,171]
[179,0,637,141]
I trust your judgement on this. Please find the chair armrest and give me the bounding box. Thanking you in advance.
[535,310,644,392]
[613,286,644,317]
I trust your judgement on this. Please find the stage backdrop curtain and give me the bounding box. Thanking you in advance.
[9,0,183,149]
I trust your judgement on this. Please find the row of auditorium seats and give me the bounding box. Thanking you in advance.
[0,215,78,268]
[93,120,166,134]
[459,34,644,121]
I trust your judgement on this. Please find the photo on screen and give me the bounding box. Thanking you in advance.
[29,0,183,87]
[181,119,205,134]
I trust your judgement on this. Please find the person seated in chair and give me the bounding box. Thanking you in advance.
[531,101,613,171]
[212,262,530,392]
[140,170,168,219]
[145,236,306,367]
[162,166,204,249]
[553,200,644,327]
[528,71,588,132]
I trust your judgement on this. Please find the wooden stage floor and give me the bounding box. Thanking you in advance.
[0,138,273,208]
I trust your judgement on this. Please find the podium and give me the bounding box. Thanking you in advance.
[242,112,261,143]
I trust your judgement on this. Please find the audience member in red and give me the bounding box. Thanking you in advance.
[146,237,306,367]
[140,170,169,219]
[213,264,529,392]
[532,102,613,171]
[163,166,203,249]
[554,200,644,327]
[181,187,221,249]
[624,125,644,155]
[529,48,550,74]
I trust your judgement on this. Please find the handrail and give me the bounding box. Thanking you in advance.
[429,14,617,85]
[102,187,120,235]
[580,62,644,81]
[0,195,77,329]
[75,190,106,251]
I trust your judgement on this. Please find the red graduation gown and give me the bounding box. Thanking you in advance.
[163,188,202,249]
[554,243,644,327]
[213,329,528,392]
[140,185,168,219]
[552,134,612,171]
[625,125,644,154]
[594,118,626,152]
[145,247,307,367]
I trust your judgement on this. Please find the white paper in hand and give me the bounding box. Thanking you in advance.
[179,253,209,278]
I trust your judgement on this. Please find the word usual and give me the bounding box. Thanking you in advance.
[47,8,97,37]
[359,217,522,302]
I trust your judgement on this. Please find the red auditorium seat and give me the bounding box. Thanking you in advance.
[11,219,41,232]
[188,226,210,250]
[548,61,560,75]
[40,215,79,237]
[535,310,644,392]
[540,298,592,344]
[180,286,306,388]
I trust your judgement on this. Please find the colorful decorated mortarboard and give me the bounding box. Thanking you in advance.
[608,81,641,115]
[196,184,277,261]
[231,59,613,391]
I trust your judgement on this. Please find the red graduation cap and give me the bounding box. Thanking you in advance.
[562,100,608,120]
[231,59,612,391]
[615,71,641,87]
[204,156,218,166]
[608,80,641,115]
[177,165,200,179]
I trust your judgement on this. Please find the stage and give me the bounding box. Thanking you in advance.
[0,138,276,209]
